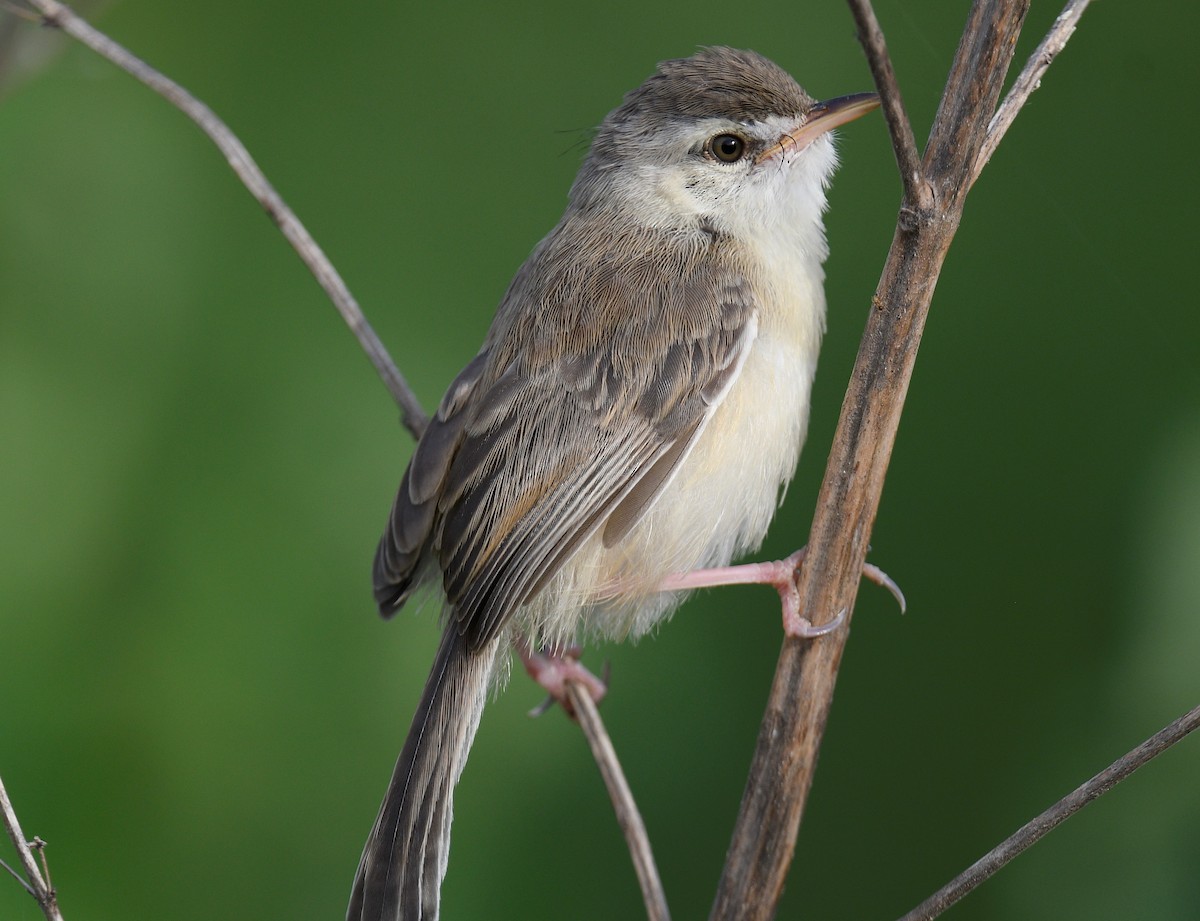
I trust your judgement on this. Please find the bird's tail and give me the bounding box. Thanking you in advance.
[348,627,500,921]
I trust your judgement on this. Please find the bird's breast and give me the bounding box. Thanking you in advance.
[571,253,826,641]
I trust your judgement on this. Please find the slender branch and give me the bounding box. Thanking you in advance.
[710,3,1033,918]
[898,703,1200,921]
[974,0,1092,183]
[846,0,928,207]
[0,856,36,894]
[0,773,64,921]
[24,0,429,439]
[566,681,670,921]
[0,774,45,894]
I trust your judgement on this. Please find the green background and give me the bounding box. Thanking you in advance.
[2,1,1197,919]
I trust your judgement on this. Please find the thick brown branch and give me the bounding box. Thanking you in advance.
[710,4,1030,919]
[26,0,429,438]
[897,703,1200,920]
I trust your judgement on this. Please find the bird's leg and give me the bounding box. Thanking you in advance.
[658,547,906,639]
[518,549,903,709]
[516,636,607,717]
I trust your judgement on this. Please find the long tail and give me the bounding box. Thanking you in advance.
[348,627,500,921]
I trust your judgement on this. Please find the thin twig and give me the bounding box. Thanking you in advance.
[0,855,36,894]
[846,0,928,207]
[566,681,670,921]
[898,703,1200,921]
[31,838,52,893]
[973,0,1091,183]
[0,773,45,892]
[0,773,64,920]
[25,0,429,439]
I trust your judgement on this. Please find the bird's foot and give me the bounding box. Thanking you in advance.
[659,546,906,639]
[516,639,607,718]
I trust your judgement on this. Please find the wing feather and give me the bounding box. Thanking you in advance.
[373,219,759,646]
[372,353,489,615]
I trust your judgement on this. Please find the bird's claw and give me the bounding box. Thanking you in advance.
[517,640,607,718]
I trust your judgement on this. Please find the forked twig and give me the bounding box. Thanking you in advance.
[0,773,64,921]
[974,0,1093,182]
[709,2,1095,918]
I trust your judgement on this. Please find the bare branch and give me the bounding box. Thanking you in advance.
[710,1,1098,916]
[898,703,1200,921]
[566,681,670,921]
[0,773,64,921]
[710,3,1032,918]
[24,0,429,439]
[846,0,928,207]
[0,855,35,894]
[0,856,35,895]
[974,0,1092,182]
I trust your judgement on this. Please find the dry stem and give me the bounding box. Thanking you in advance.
[710,2,1034,917]
[0,774,64,921]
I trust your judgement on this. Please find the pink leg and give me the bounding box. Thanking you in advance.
[516,637,607,717]
[659,547,906,639]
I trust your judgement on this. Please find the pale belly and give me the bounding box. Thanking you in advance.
[522,320,818,647]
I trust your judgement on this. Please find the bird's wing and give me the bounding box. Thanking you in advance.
[374,251,758,650]
[372,352,490,614]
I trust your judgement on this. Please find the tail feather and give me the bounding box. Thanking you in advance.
[348,628,500,921]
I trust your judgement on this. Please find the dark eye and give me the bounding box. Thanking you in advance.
[710,133,746,163]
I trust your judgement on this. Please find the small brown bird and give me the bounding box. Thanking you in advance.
[349,47,879,921]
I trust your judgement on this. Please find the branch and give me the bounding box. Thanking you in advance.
[711,3,1037,918]
[0,773,64,921]
[898,702,1200,920]
[846,0,927,207]
[974,0,1093,183]
[25,0,429,439]
[566,682,670,921]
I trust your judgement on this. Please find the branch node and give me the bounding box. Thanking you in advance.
[897,206,922,234]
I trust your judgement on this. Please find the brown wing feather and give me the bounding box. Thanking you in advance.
[373,217,757,647]
[372,353,489,615]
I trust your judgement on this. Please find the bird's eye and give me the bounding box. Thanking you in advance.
[709,133,747,163]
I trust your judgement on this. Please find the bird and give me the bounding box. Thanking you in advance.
[348,46,880,921]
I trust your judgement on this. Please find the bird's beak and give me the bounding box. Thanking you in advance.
[756,92,880,163]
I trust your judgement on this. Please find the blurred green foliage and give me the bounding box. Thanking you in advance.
[1,1,1197,919]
